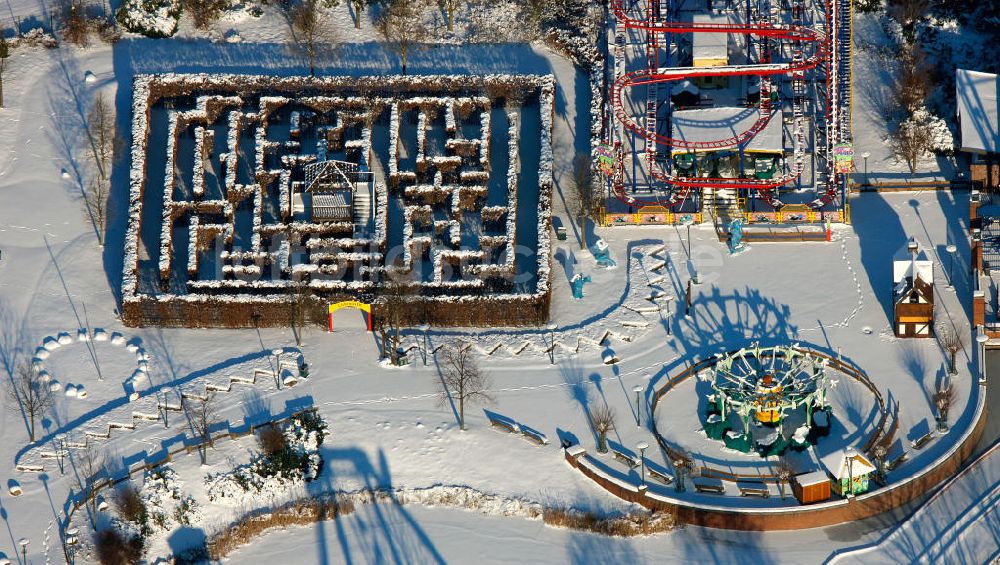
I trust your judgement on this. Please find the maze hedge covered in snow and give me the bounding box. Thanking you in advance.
[122,74,555,327]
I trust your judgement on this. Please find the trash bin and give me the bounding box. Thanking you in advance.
[556,226,567,241]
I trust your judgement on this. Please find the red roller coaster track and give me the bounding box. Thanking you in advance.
[609,0,834,209]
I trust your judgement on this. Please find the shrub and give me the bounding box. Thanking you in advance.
[94,528,144,565]
[61,1,90,46]
[114,483,148,526]
[115,0,180,38]
[258,426,288,457]
[542,507,676,536]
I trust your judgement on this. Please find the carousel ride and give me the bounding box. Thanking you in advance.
[702,344,835,456]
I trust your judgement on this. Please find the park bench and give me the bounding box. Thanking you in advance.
[487,415,518,434]
[736,480,770,498]
[693,477,725,494]
[520,426,549,446]
[910,431,935,450]
[647,466,674,486]
[886,450,909,471]
[611,446,640,469]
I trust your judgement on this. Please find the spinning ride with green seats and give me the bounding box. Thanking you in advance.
[704,344,834,456]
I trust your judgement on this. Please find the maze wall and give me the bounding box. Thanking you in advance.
[122,74,555,327]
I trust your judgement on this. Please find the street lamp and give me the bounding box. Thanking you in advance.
[945,244,958,289]
[18,538,29,564]
[632,384,644,427]
[664,295,675,336]
[845,448,857,496]
[861,151,871,186]
[636,441,649,487]
[418,323,430,365]
[56,434,66,475]
[547,323,557,364]
[977,331,989,384]
[272,348,284,389]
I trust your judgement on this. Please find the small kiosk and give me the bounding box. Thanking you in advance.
[893,239,934,338]
[792,470,831,505]
[823,449,876,497]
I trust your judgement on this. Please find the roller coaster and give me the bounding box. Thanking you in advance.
[606,0,853,217]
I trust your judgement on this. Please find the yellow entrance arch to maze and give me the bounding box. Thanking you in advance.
[328,301,373,332]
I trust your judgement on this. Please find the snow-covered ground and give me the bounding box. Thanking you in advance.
[0,1,994,563]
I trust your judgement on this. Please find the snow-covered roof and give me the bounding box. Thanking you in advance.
[821,450,875,481]
[795,471,829,487]
[671,107,783,152]
[692,14,729,65]
[956,69,999,154]
[892,242,933,285]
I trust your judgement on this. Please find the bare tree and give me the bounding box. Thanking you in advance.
[288,0,338,78]
[871,443,888,484]
[85,176,110,245]
[85,93,119,244]
[894,48,931,112]
[934,383,954,430]
[185,390,218,464]
[443,0,462,31]
[5,361,54,442]
[89,93,119,180]
[289,280,313,346]
[572,152,598,250]
[73,442,106,525]
[940,327,966,375]
[889,117,932,175]
[349,0,375,29]
[775,457,795,499]
[376,0,427,75]
[376,276,414,365]
[0,35,9,108]
[438,341,492,430]
[590,405,614,453]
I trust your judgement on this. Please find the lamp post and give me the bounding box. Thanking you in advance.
[18,538,29,565]
[845,448,856,496]
[664,295,674,336]
[56,434,66,475]
[632,384,644,427]
[636,441,649,487]
[547,323,557,364]
[418,323,430,365]
[272,348,284,389]
[861,152,871,186]
[977,331,989,384]
[946,244,957,289]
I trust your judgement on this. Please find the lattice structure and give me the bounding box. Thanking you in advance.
[122,74,555,327]
[606,0,852,214]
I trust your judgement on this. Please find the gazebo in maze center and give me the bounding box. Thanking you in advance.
[703,344,834,457]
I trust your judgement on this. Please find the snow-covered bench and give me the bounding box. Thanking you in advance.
[736,480,769,498]
[610,446,639,469]
[693,477,725,494]
[520,426,548,446]
[886,446,909,471]
[910,430,935,450]
[646,464,674,486]
[487,414,518,434]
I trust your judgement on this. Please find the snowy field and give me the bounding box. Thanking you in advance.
[0,1,994,563]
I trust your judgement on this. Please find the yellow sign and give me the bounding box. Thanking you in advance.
[329,301,371,314]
